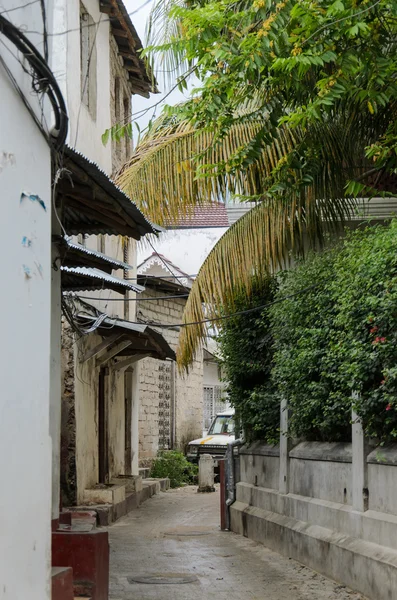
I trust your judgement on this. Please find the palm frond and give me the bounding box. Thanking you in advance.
[145,0,192,89]
[176,178,352,368]
[118,98,392,367]
[116,112,301,225]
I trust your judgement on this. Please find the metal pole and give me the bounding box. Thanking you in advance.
[219,459,226,530]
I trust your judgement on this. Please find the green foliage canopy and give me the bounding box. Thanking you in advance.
[116,0,397,369]
[145,0,397,182]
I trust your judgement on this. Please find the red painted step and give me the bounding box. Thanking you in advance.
[74,581,94,598]
[52,530,109,600]
[52,567,74,600]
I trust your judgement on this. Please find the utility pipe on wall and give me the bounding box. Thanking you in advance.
[225,438,244,530]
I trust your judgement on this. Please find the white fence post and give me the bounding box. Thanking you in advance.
[279,398,290,495]
[198,454,215,492]
[352,397,369,512]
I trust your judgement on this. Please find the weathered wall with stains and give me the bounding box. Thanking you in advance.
[56,0,140,507]
[106,367,126,479]
[61,322,130,505]
[73,332,101,504]
[0,2,54,598]
[137,289,203,462]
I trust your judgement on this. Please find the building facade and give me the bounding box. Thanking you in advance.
[203,346,230,433]
[49,0,173,510]
[137,254,204,463]
[0,2,64,599]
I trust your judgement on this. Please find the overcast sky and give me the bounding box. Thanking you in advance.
[124,0,190,140]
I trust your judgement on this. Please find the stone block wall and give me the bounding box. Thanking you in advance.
[137,289,203,462]
[60,319,77,506]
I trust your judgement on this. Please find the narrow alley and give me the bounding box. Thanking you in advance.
[108,486,366,600]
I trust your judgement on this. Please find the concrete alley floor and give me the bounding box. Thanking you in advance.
[108,486,367,600]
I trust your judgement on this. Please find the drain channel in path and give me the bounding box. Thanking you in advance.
[163,525,213,536]
[127,573,199,585]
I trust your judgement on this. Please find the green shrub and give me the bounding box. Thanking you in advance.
[270,245,352,441]
[217,278,280,444]
[150,450,198,488]
[218,220,397,444]
[272,221,397,442]
[332,222,397,441]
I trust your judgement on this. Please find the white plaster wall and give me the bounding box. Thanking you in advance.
[204,361,221,386]
[0,2,53,597]
[53,0,113,171]
[138,228,228,276]
[368,464,397,516]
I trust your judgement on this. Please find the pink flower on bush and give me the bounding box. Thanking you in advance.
[386,404,392,411]
[370,326,378,334]
[373,336,387,345]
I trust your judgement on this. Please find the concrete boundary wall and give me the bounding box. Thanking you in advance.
[230,403,397,600]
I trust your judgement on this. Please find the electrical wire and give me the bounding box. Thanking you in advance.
[39,0,48,61]
[21,2,155,39]
[0,0,40,16]
[126,274,198,280]
[69,283,321,328]
[0,13,68,148]
[140,283,321,329]
[0,51,48,140]
[73,292,190,302]
[147,239,192,289]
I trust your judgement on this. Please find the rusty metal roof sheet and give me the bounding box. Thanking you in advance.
[61,146,160,238]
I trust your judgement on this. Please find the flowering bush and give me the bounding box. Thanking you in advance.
[272,221,397,442]
[218,221,397,443]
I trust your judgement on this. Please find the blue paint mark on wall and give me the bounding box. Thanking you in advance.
[20,192,46,212]
[22,265,32,278]
[21,236,32,247]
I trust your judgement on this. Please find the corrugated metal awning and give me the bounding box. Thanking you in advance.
[77,314,176,363]
[57,237,133,274]
[61,266,144,294]
[57,146,161,239]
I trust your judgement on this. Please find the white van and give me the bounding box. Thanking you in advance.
[186,409,235,464]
